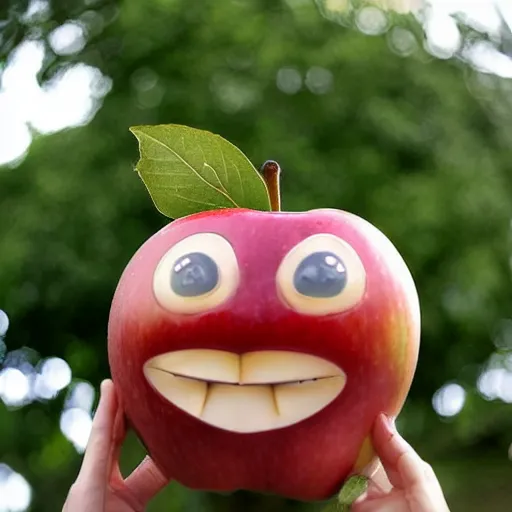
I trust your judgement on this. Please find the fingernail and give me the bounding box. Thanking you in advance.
[381,413,397,430]
[100,379,111,394]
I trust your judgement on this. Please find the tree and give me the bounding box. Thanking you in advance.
[1,1,512,510]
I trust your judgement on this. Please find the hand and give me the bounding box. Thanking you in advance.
[353,414,450,512]
[63,379,169,512]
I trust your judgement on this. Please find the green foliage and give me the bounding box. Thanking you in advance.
[130,124,271,219]
[1,0,512,511]
[0,0,30,61]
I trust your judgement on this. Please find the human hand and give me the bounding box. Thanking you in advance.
[63,379,169,512]
[352,414,450,512]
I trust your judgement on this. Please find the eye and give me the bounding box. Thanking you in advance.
[294,252,347,298]
[171,253,219,297]
[276,234,366,315]
[153,233,239,314]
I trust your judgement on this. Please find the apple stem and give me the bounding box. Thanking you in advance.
[260,160,281,211]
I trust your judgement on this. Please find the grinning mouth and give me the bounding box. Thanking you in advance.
[143,350,346,433]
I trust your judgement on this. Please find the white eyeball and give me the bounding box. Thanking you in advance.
[153,233,239,315]
[276,234,366,316]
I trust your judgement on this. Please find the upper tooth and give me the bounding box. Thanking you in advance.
[144,367,207,417]
[274,376,346,426]
[240,351,342,384]
[146,349,240,383]
[145,349,342,385]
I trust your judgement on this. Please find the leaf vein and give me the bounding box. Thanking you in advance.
[141,132,239,207]
[172,192,226,208]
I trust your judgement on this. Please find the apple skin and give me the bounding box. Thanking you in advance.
[108,207,420,501]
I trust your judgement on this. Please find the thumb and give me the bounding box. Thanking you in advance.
[124,456,169,507]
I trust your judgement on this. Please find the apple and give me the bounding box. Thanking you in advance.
[108,204,420,501]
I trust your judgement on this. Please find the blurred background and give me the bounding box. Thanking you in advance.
[1,0,512,510]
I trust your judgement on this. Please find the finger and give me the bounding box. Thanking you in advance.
[364,462,393,495]
[124,456,169,506]
[75,380,117,488]
[352,491,409,512]
[357,455,380,480]
[62,483,106,512]
[358,456,392,490]
[109,397,128,485]
[349,462,392,504]
[371,413,428,490]
[355,481,388,502]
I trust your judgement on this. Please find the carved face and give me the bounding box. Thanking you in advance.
[108,208,420,501]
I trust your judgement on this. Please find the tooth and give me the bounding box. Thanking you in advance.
[201,384,278,433]
[275,375,346,426]
[241,351,341,384]
[144,367,207,417]
[144,350,347,433]
[146,349,240,383]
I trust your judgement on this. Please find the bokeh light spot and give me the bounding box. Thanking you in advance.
[34,358,73,399]
[305,67,333,95]
[60,408,93,453]
[210,74,260,113]
[466,41,512,79]
[0,40,112,165]
[0,464,32,512]
[356,6,389,36]
[0,310,9,338]
[432,383,466,417]
[388,26,417,56]
[497,371,512,403]
[22,0,50,23]
[276,67,302,95]
[131,67,159,92]
[48,22,87,56]
[40,358,72,392]
[0,368,30,407]
[65,382,96,413]
[424,11,461,59]
[477,367,504,401]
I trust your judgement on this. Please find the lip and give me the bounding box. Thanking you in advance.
[143,349,346,433]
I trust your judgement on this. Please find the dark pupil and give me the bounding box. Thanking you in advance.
[171,252,219,297]
[293,251,347,298]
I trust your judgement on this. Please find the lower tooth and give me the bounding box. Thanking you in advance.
[201,383,278,433]
[144,368,207,417]
[275,376,345,426]
[145,370,346,433]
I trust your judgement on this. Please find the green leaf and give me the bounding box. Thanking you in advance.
[338,475,369,507]
[129,124,272,219]
[321,475,369,512]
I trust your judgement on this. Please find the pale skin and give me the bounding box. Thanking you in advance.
[353,415,451,512]
[63,380,450,512]
[62,380,168,512]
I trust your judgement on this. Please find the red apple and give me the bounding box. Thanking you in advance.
[108,207,420,501]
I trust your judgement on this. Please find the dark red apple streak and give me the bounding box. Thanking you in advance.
[108,208,420,501]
